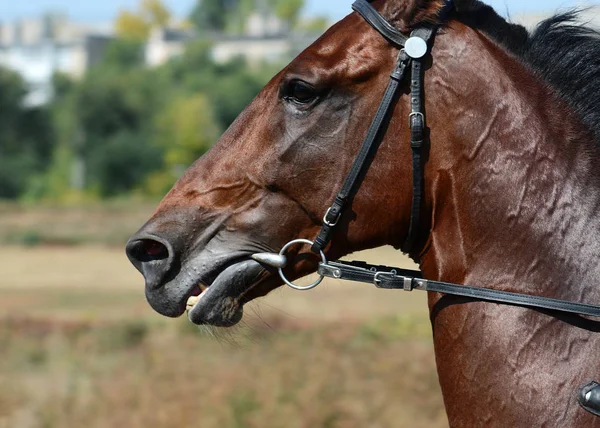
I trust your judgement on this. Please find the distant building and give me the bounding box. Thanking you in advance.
[211,33,317,65]
[0,13,113,106]
[245,11,288,37]
[145,29,320,68]
[144,8,320,67]
[145,27,192,67]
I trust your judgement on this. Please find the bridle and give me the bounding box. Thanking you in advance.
[312,0,442,255]
[251,0,600,320]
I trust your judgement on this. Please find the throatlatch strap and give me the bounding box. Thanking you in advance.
[312,52,411,253]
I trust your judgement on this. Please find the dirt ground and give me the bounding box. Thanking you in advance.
[0,219,447,428]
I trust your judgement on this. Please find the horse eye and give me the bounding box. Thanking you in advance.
[286,80,317,104]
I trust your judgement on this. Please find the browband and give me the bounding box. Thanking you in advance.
[352,0,408,47]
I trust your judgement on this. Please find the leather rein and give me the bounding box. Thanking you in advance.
[252,0,600,320]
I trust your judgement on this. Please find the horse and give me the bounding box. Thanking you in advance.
[126,0,600,425]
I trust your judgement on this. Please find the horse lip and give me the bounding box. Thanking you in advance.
[187,259,265,326]
[142,253,256,319]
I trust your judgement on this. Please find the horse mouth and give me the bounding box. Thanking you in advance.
[188,259,269,326]
[146,258,270,327]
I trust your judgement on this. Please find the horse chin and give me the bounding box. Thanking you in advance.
[186,259,266,327]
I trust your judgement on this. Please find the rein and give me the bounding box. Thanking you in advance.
[252,0,600,321]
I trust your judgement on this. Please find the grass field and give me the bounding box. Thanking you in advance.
[0,204,447,428]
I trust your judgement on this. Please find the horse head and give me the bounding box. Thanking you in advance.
[126,0,599,332]
[126,0,451,326]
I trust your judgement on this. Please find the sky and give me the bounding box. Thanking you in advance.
[0,0,597,23]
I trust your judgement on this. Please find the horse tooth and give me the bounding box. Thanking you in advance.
[199,283,208,292]
[187,295,200,308]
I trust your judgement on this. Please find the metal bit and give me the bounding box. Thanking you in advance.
[251,252,287,269]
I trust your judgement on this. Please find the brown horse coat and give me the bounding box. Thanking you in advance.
[127,1,600,426]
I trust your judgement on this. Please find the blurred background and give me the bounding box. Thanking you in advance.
[0,1,598,427]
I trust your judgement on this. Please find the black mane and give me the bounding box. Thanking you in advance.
[455,1,600,144]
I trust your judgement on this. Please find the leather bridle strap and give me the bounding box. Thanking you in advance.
[318,260,600,318]
[403,26,435,252]
[311,1,412,254]
[312,0,441,254]
[352,0,408,47]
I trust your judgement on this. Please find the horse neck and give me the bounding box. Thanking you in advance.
[419,23,600,299]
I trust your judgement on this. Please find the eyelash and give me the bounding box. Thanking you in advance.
[283,80,318,105]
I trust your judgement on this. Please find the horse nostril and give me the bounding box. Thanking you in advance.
[127,239,169,263]
[126,236,177,289]
[141,240,168,259]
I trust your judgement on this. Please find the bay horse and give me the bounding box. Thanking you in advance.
[127,0,600,425]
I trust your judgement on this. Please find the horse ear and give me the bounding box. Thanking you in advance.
[379,0,452,32]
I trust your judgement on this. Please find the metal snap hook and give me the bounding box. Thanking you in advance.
[278,239,327,291]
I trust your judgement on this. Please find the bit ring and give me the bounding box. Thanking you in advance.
[278,239,327,291]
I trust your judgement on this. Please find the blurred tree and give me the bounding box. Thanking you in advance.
[141,0,171,27]
[41,64,166,199]
[0,67,26,145]
[115,10,150,40]
[165,40,214,82]
[0,68,54,199]
[103,39,145,69]
[115,0,172,40]
[299,16,329,33]
[272,0,304,29]
[204,66,263,128]
[226,0,257,34]
[145,93,219,195]
[52,72,75,100]
[87,131,163,197]
[75,68,164,193]
[157,93,219,165]
[18,7,284,201]
[190,0,240,32]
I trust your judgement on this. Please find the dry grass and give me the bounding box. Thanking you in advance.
[0,200,157,246]
[0,315,446,428]
[0,204,447,428]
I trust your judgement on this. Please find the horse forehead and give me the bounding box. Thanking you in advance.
[289,15,391,80]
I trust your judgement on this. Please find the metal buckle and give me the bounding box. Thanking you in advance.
[323,207,340,227]
[408,112,424,129]
[278,239,327,291]
[373,271,397,287]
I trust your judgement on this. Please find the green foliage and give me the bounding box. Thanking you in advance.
[190,0,305,33]
[52,72,75,99]
[4,8,281,201]
[115,0,172,40]
[299,16,329,33]
[157,94,219,166]
[206,67,264,128]
[102,39,145,69]
[0,67,55,199]
[190,0,238,32]
[86,132,163,197]
[272,0,304,27]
